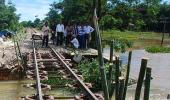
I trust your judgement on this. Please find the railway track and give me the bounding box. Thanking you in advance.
[22,37,102,100]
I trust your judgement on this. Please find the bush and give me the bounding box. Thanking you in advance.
[77,59,110,91]
[135,19,145,31]
[146,46,170,53]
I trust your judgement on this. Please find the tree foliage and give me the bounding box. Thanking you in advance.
[46,0,170,32]
[0,1,20,31]
[20,18,42,29]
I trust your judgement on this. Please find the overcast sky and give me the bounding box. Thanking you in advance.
[6,0,170,22]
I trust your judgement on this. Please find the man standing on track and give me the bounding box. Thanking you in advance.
[56,21,64,46]
[42,22,50,48]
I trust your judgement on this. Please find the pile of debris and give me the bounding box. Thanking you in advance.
[0,46,23,80]
[0,59,23,80]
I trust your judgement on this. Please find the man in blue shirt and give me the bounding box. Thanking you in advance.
[77,23,85,49]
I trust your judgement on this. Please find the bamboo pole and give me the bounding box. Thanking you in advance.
[15,34,24,79]
[109,82,115,98]
[144,67,152,100]
[16,40,22,60]
[108,41,114,91]
[109,41,114,63]
[123,51,132,100]
[93,8,110,100]
[115,57,120,100]
[135,58,148,100]
[12,35,19,62]
[119,78,125,100]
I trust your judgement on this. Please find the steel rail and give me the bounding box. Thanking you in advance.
[50,47,98,100]
[32,40,43,100]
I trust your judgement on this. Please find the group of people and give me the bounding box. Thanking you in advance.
[41,21,94,49]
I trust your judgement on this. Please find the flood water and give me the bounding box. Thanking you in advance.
[0,47,169,99]
[0,80,74,100]
[104,48,170,99]
[0,80,36,100]
[0,81,18,100]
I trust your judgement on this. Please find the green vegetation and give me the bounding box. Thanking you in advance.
[0,1,21,31]
[146,46,170,53]
[102,30,160,41]
[46,0,170,33]
[102,38,133,53]
[41,77,74,85]
[14,30,27,42]
[43,0,170,50]
[102,30,170,49]
[20,18,43,29]
[77,59,111,91]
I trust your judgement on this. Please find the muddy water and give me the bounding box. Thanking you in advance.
[103,48,170,99]
[0,81,18,100]
[0,80,36,100]
[0,80,75,100]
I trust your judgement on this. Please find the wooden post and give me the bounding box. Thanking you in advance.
[167,94,170,99]
[109,82,115,98]
[123,51,132,100]
[161,18,167,46]
[115,57,120,100]
[108,40,114,89]
[144,67,152,100]
[135,58,148,100]
[119,78,125,100]
[93,8,110,100]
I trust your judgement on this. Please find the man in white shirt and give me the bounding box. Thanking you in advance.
[56,21,64,46]
[42,22,50,47]
[84,23,94,49]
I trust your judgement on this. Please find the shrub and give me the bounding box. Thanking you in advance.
[146,46,170,53]
[77,59,110,91]
[135,19,145,31]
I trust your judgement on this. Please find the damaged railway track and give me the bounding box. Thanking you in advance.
[22,38,101,100]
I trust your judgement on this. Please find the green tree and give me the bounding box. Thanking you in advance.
[46,2,63,27]
[0,0,5,5]
[33,18,41,28]
[46,0,170,31]
[0,1,20,31]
